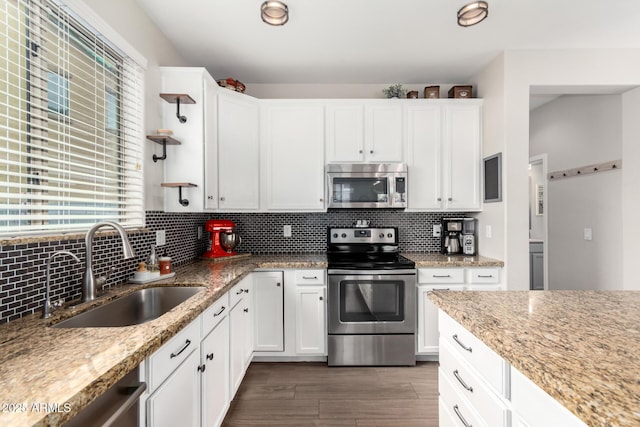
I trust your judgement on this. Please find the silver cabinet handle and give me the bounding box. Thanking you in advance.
[369,150,374,154]
[244,288,249,294]
[236,289,244,295]
[220,196,226,201]
[448,197,453,202]
[477,275,493,278]
[453,370,473,392]
[213,306,226,317]
[207,195,213,200]
[243,308,249,313]
[453,405,472,427]
[437,197,442,202]
[319,296,324,301]
[170,339,191,358]
[276,282,281,287]
[206,353,214,360]
[303,276,318,280]
[452,334,472,353]
[101,382,147,427]
[198,364,206,373]
[433,274,451,278]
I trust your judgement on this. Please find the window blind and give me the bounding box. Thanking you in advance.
[0,0,144,236]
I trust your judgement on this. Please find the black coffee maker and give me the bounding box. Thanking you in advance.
[441,219,463,255]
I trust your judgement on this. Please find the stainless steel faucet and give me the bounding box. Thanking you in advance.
[43,250,80,319]
[82,221,136,303]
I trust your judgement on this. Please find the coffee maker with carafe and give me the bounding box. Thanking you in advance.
[202,219,242,258]
[441,219,463,255]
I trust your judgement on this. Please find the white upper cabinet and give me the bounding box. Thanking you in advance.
[218,91,260,210]
[406,100,482,211]
[326,101,403,163]
[203,77,219,210]
[261,101,325,211]
[443,103,482,210]
[365,103,404,162]
[406,104,442,210]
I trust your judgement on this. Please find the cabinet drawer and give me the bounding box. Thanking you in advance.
[439,311,509,397]
[418,268,464,284]
[148,318,200,392]
[201,293,229,339]
[468,268,500,284]
[230,279,249,308]
[294,269,325,285]
[440,340,509,427]
[439,369,488,427]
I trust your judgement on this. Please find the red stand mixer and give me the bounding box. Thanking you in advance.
[203,219,242,258]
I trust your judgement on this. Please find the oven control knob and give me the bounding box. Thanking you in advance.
[341,233,347,238]
[387,233,393,238]
[379,233,384,238]
[333,233,338,238]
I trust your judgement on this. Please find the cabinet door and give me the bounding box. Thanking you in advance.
[295,286,326,354]
[261,102,325,210]
[326,104,365,162]
[229,302,247,397]
[201,316,229,427]
[253,271,284,352]
[147,350,200,427]
[203,77,219,210]
[365,104,403,162]
[406,105,442,210]
[417,285,464,354]
[443,104,481,210]
[218,92,260,210]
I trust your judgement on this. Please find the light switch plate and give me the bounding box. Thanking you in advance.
[283,225,292,238]
[155,230,166,246]
[433,224,442,237]
[584,228,592,241]
[485,225,492,238]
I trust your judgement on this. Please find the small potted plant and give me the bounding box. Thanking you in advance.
[382,84,407,99]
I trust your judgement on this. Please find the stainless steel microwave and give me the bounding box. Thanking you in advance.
[326,163,407,209]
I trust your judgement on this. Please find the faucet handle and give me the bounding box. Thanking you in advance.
[96,266,117,287]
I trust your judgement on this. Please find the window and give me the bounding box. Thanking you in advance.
[0,0,144,236]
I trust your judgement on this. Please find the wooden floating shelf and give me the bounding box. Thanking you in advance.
[146,135,181,145]
[548,159,622,181]
[159,93,196,104]
[161,182,197,188]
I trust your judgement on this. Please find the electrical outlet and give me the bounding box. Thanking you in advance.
[433,224,442,237]
[485,225,492,238]
[584,228,592,241]
[283,225,292,238]
[197,226,203,240]
[155,230,166,246]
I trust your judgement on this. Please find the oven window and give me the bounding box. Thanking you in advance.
[340,279,404,322]
[332,178,388,203]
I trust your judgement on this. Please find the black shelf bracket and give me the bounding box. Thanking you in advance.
[153,138,168,162]
[178,186,189,207]
[176,98,187,123]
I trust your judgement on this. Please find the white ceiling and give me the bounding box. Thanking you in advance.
[135,0,640,85]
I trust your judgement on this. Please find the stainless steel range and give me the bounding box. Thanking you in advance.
[327,226,416,366]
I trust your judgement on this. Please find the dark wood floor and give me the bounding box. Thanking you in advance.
[222,362,439,427]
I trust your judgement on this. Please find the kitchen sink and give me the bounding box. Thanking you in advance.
[52,286,206,328]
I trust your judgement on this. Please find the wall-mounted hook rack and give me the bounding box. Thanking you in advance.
[160,93,196,123]
[147,135,181,162]
[548,159,622,181]
[161,182,197,207]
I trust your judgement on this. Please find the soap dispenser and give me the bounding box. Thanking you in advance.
[146,244,160,275]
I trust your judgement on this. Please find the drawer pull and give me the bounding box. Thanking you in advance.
[206,353,214,360]
[477,274,493,278]
[213,306,226,317]
[452,334,473,353]
[170,339,191,358]
[198,364,206,373]
[244,288,249,294]
[302,276,318,280]
[236,289,244,295]
[244,308,249,313]
[453,405,472,427]
[433,274,451,278]
[453,370,474,392]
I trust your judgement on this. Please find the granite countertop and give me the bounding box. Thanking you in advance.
[428,290,640,427]
[403,252,504,267]
[0,251,501,426]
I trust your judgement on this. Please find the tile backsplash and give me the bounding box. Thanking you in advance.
[0,210,466,323]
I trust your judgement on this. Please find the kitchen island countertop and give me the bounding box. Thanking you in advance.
[429,290,640,427]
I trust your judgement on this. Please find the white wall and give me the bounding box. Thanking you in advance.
[82,0,188,211]
[471,49,640,290]
[622,87,640,290]
[528,161,544,240]
[246,83,459,99]
[530,95,622,290]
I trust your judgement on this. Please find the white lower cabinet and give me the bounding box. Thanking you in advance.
[229,277,253,397]
[417,284,464,354]
[253,271,284,352]
[200,315,229,427]
[295,285,326,354]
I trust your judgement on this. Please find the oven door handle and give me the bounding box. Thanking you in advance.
[327,269,416,275]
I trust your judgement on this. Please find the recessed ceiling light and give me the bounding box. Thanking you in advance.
[261,1,289,26]
[457,1,489,27]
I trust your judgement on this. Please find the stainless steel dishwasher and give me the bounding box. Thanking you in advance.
[65,366,146,427]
